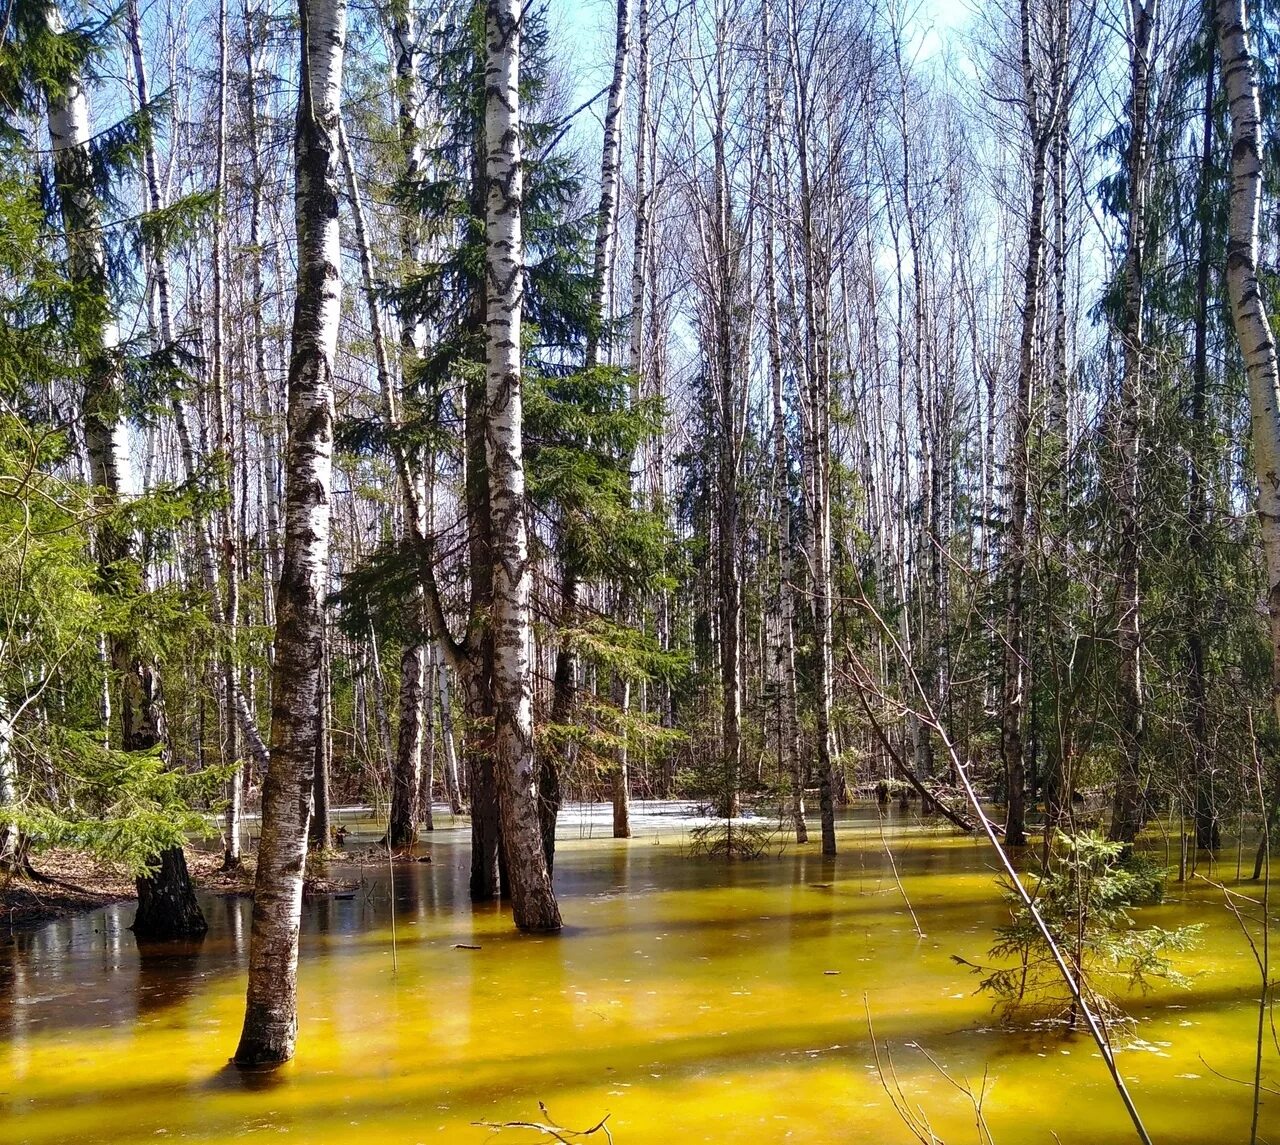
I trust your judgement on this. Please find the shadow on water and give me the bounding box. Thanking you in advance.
[208,1059,297,1093]
[133,933,210,1018]
[0,841,522,1040]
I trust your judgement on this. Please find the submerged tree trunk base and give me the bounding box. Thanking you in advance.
[133,846,207,939]
[233,1016,296,1070]
[1194,812,1221,853]
[612,771,631,839]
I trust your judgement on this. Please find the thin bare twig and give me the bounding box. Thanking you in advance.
[1195,1053,1280,1099]
[865,997,994,1145]
[474,1104,613,1145]
[877,811,925,939]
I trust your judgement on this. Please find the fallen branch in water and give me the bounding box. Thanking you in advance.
[474,1103,612,1144]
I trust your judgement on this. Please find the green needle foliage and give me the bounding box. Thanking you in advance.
[10,732,222,877]
[334,0,681,802]
[0,410,223,876]
[958,833,1201,1031]
[0,18,223,876]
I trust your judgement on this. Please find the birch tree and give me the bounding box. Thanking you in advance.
[700,0,747,822]
[1215,0,1280,740]
[1186,29,1219,851]
[1001,0,1072,847]
[760,0,806,844]
[234,0,347,1067]
[783,0,842,856]
[483,0,561,932]
[209,0,245,869]
[1109,0,1157,847]
[601,0,633,842]
[386,0,430,849]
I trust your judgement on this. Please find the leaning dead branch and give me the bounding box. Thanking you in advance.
[849,589,1155,1145]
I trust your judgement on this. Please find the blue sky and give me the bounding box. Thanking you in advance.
[540,0,977,143]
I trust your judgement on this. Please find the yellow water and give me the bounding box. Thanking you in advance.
[1,806,1275,1144]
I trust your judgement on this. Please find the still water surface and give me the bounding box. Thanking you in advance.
[1,804,1274,1143]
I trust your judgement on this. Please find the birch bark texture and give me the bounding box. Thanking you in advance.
[210,0,245,870]
[585,0,631,367]
[0,699,17,869]
[601,0,632,840]
[45,4,128,502]
[234,0,346,1067]
[1188,48,1219,851]
[438,655,463,812]
[1215,0,1280,734]
[483,0,561,932]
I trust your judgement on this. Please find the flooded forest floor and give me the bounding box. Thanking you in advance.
[2,803,1277,1145]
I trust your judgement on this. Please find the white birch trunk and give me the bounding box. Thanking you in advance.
[1002,0,1069,848]
[627,0,649,392]
[601,0,633,840]
[585,0,631,367]
[46,6,130,502]
[784,0,834,853]
[235,0,346,1067]
[484,0,560,932]
[392,637,427,843]
[1216,0,1280,737]
[438,654,463,813]
[210,0,245,868]
[709,0,742,823]
[337,120,426,847]
[389,6,439,829]
[0,697,18,868]
[369,627,395,766]
[244,0,282,598]
[392,4,427,359]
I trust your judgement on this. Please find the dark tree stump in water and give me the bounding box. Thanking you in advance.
[133,846,207,939]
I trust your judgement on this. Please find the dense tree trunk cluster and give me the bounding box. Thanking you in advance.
[2,0,1280,1068]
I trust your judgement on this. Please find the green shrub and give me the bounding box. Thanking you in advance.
[957,833,1199,1030]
